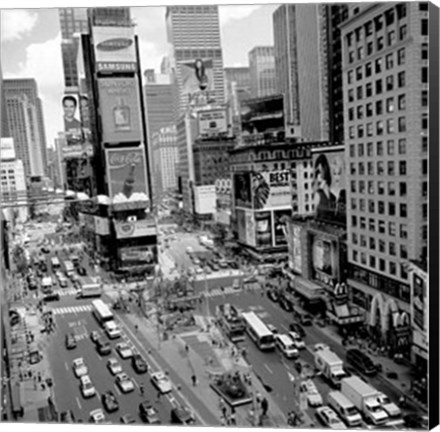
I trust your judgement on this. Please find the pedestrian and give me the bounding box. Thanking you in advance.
[140,383,144,395]
[256,391,262,405]
[37,372,41,383]
[229,407,236,425]
[261,397,269,417]
[185,344,189,354]
[135,324,139,333]
[156,391,162,402]
[191,374,197,386]
[219,398,227,418]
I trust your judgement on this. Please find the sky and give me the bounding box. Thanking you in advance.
[1,2,279,149]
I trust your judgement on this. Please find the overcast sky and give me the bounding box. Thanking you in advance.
[1,2,279,148]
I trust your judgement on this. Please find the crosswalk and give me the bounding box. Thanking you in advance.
[51,305,92,315]
[55,289,78,297]
[205,286,239,298]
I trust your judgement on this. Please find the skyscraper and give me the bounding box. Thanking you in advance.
[3,78,48,171]
[166,5,225,116]
[342,2,428,355]
[1,67,10,138]
[248,46,276,98]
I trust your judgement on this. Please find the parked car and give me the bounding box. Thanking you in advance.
[299,380,323,407]
[65,333,77,350]
[315,406,347,429]
[43,292,60,302]
[346,349,377,376]
[131,354,149,374]
[77,267,87,276]
[116,342,133,359]
[170,406,196,425]
[120,414,136,424]
[90,331,100,343]
[107,358,123,375]
[72,358,88,378]
[139,400,161,424]
[151,371,172,394]
[289,323,306,338]
[101,390,119,413]
[89,409,106,424]
[80,375,96,398]
[59,410,76,423]
[96,339,112,356]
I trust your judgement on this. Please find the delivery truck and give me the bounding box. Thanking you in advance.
[341,376,389,426]
[314,348,347,388]
[76,276,102,299]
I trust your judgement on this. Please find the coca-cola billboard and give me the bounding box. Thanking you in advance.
[105,146,149,210]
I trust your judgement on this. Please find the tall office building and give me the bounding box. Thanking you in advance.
[273,4,348,141]
[166,5,225,116]
[248,46,276,98]
[224,67,251,104]
[1,68,10,138]
[342,3,429,355]
[58,8,89,89]
[3,79,48,171]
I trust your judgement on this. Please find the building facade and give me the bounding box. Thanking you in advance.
[342,2,429,356]
[166,5,225,116]
[248,46,276,98]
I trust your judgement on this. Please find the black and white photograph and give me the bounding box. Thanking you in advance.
[0,1,438,431]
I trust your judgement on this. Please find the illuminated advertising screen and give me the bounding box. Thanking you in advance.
[312,146,346,224]
[105,147,149,210]
[233,172,252,209]
[291,224,303,273]
[255,211,272,248]
[119,245,157,265]
[98,78,142,144]
[93,26,136,73]
[62,94,83,146]
[245,210,256,247]
[114,219,157,239]
[311,236,336,285]
[252,170,291,210]
[198,108,228,136]
[179,58,215,105]
[412,272,426,332]
[273,209,291,246]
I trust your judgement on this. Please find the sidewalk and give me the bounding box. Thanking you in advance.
[121,310,290,427]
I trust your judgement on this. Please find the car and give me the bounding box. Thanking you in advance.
[115,372,135,393]
[170,406,196,425]
[120,414,136,424]
[195,267,203,275]
[9,310,21,327]
[313,343,330,352]
[72,358,88,378]
[298,312,313,326]
[41,247,50,254]
[267,323,279,335]
[77,267,87,276]
[96,339,112,356]
[131,354,149,374]
[288,331,306,349]
[59,410,76,423]
[59,278,68,288]
[80,375,96,398]
[90,331,100,343]
[89,409,106,424]
[107,358,123,375]
[315,406,347,429]
[65,333,77,350]
[151,371,172,394]
[101,390,119,413]
[43,292,60,302]
[299,380,323,407]
[139,400,161,424]
[289,322,306,339]
[116,342,133,359]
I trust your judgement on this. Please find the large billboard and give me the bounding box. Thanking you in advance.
[119,245,157,265]
[312,146,346,224]
[93,26,136,73]
[252,170,291,210]
[255,211,272,248]
[412,271,427,332]
[236,209,247,244]
[62,94,83,146]
[114,219,157,239]
[233,172,252,209]
[179,58,215,106]
[273,209,291,247]
[198,108,228,137]
[105,147,149,210]
[194,185,216,215]
[311,235,337,286]
[290,224,303,273]
[245,210,256,247]
[98,78,142,144]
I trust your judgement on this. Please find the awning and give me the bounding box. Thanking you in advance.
[289,275,325,302]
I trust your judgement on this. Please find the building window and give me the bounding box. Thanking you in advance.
[398,138,406,154]
[352,233,358,244]
[368,180,374,192]
[356,66,363,80]
[398,94,406,110]
[366,103,373,117]
[388,161,395,175]
[370,256,376,268]
[400,203,407,218]
[389,262,396,275]
[365,62,372,77]
[349,144,355,157]
[421,19,428,36]
[377,141,383,156]
[400,224,408,239]
[387,30,396,46]
[351,198,357,210]
[379,239,386,252]
[378,181,385,195]
[387,119,395,134]
[357,86,363,100]
[388,202,396,216]
[422,114,428,129]
[422,44,428,60]
[397,48,405,65]
[376,120,384,135]
[398,71,405,87]
[367,142,374,156]
[359,181,365,195]
[366,123,373,137]
[379,259,386,271]
[400,245,408,258]
[348,89,354,102]
[398,117,406,132]
[387,140,395,155]
[399,182,407,196]
[386,97,394,113]
[376,101,384,116]
[348,70,354,84]
[376,79,383,95]
[378,221,385,234]
[422,67,428,83]
[419,2,429,11]
[422,136,428,153]
[353,251,358,262]
[388,181,396,196]
[358,46,364,60]
[386,75,394,91]
[359,162,365,175]
[389,221,396,236]
[367,41,373,55]
[357,106,363,119]
[349,51,355,63]
[358,125,364,138]
[389,242,396,256]
[351,180,356,193]
[385,8,395,26]
[375,58,382,74]
[375,15,383,31]
[422,90,428,106]
[399,161,407,175]
[366,83,372,97]
[422,159,428,175]
[359,199,365,211]
[348,107,354,121]
[369,218,375,232]
[377,36,384,51]
[360,217,366,229]
[399,24,407,40]
[349,126,355,139]
[351,215,357,227]
[386,53,394,69]
[358,143,364,157]
[378,201,385,214]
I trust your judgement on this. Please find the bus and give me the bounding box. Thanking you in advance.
[51,257,61,269]
[242,311,276,350]
[91,299,114,326]
[64,260,75,276]
[217,304,246,342]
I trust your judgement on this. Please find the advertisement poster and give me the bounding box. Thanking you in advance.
[312,146,346,224]
[255,212,272,248]
[62,94,83,145]
[114,219,157,239]
[198,108,228,136]
[273,209,291,246]
[105,147,149,209]
[119,245,157,265]
[412,273,426,332]
[236,209,247,244]
[98,78,142,144]
[179,58,215,105]
[291,224,303,273]
[94,216,110,236]
[245,211,256,247]
[194,185,216,215]
[233,172,252,209]
[252,170,291,210]
[93,26,136,72]
[312,237,334,277]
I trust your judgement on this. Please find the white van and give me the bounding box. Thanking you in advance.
[328,391,362,427]
[104,321,121,339]
[275,334,299,359]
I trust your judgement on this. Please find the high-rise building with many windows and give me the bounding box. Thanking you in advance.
[166,5,225,116]
[248,46,276,98]
[342,2,429,356]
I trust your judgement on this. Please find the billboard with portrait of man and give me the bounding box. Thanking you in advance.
[62,94,83,146]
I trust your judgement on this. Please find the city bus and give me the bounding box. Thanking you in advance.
[91,299,114,326]
[51,257,61,270]
[217,304,246,342]
[242,311,276,350]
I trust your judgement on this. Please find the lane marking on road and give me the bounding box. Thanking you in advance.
[114,384,122,396]
[95,390,101,400]
[76,397,82,409]
[65,361,69,371]
[264,364,274,374]
[281,324,289,333]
